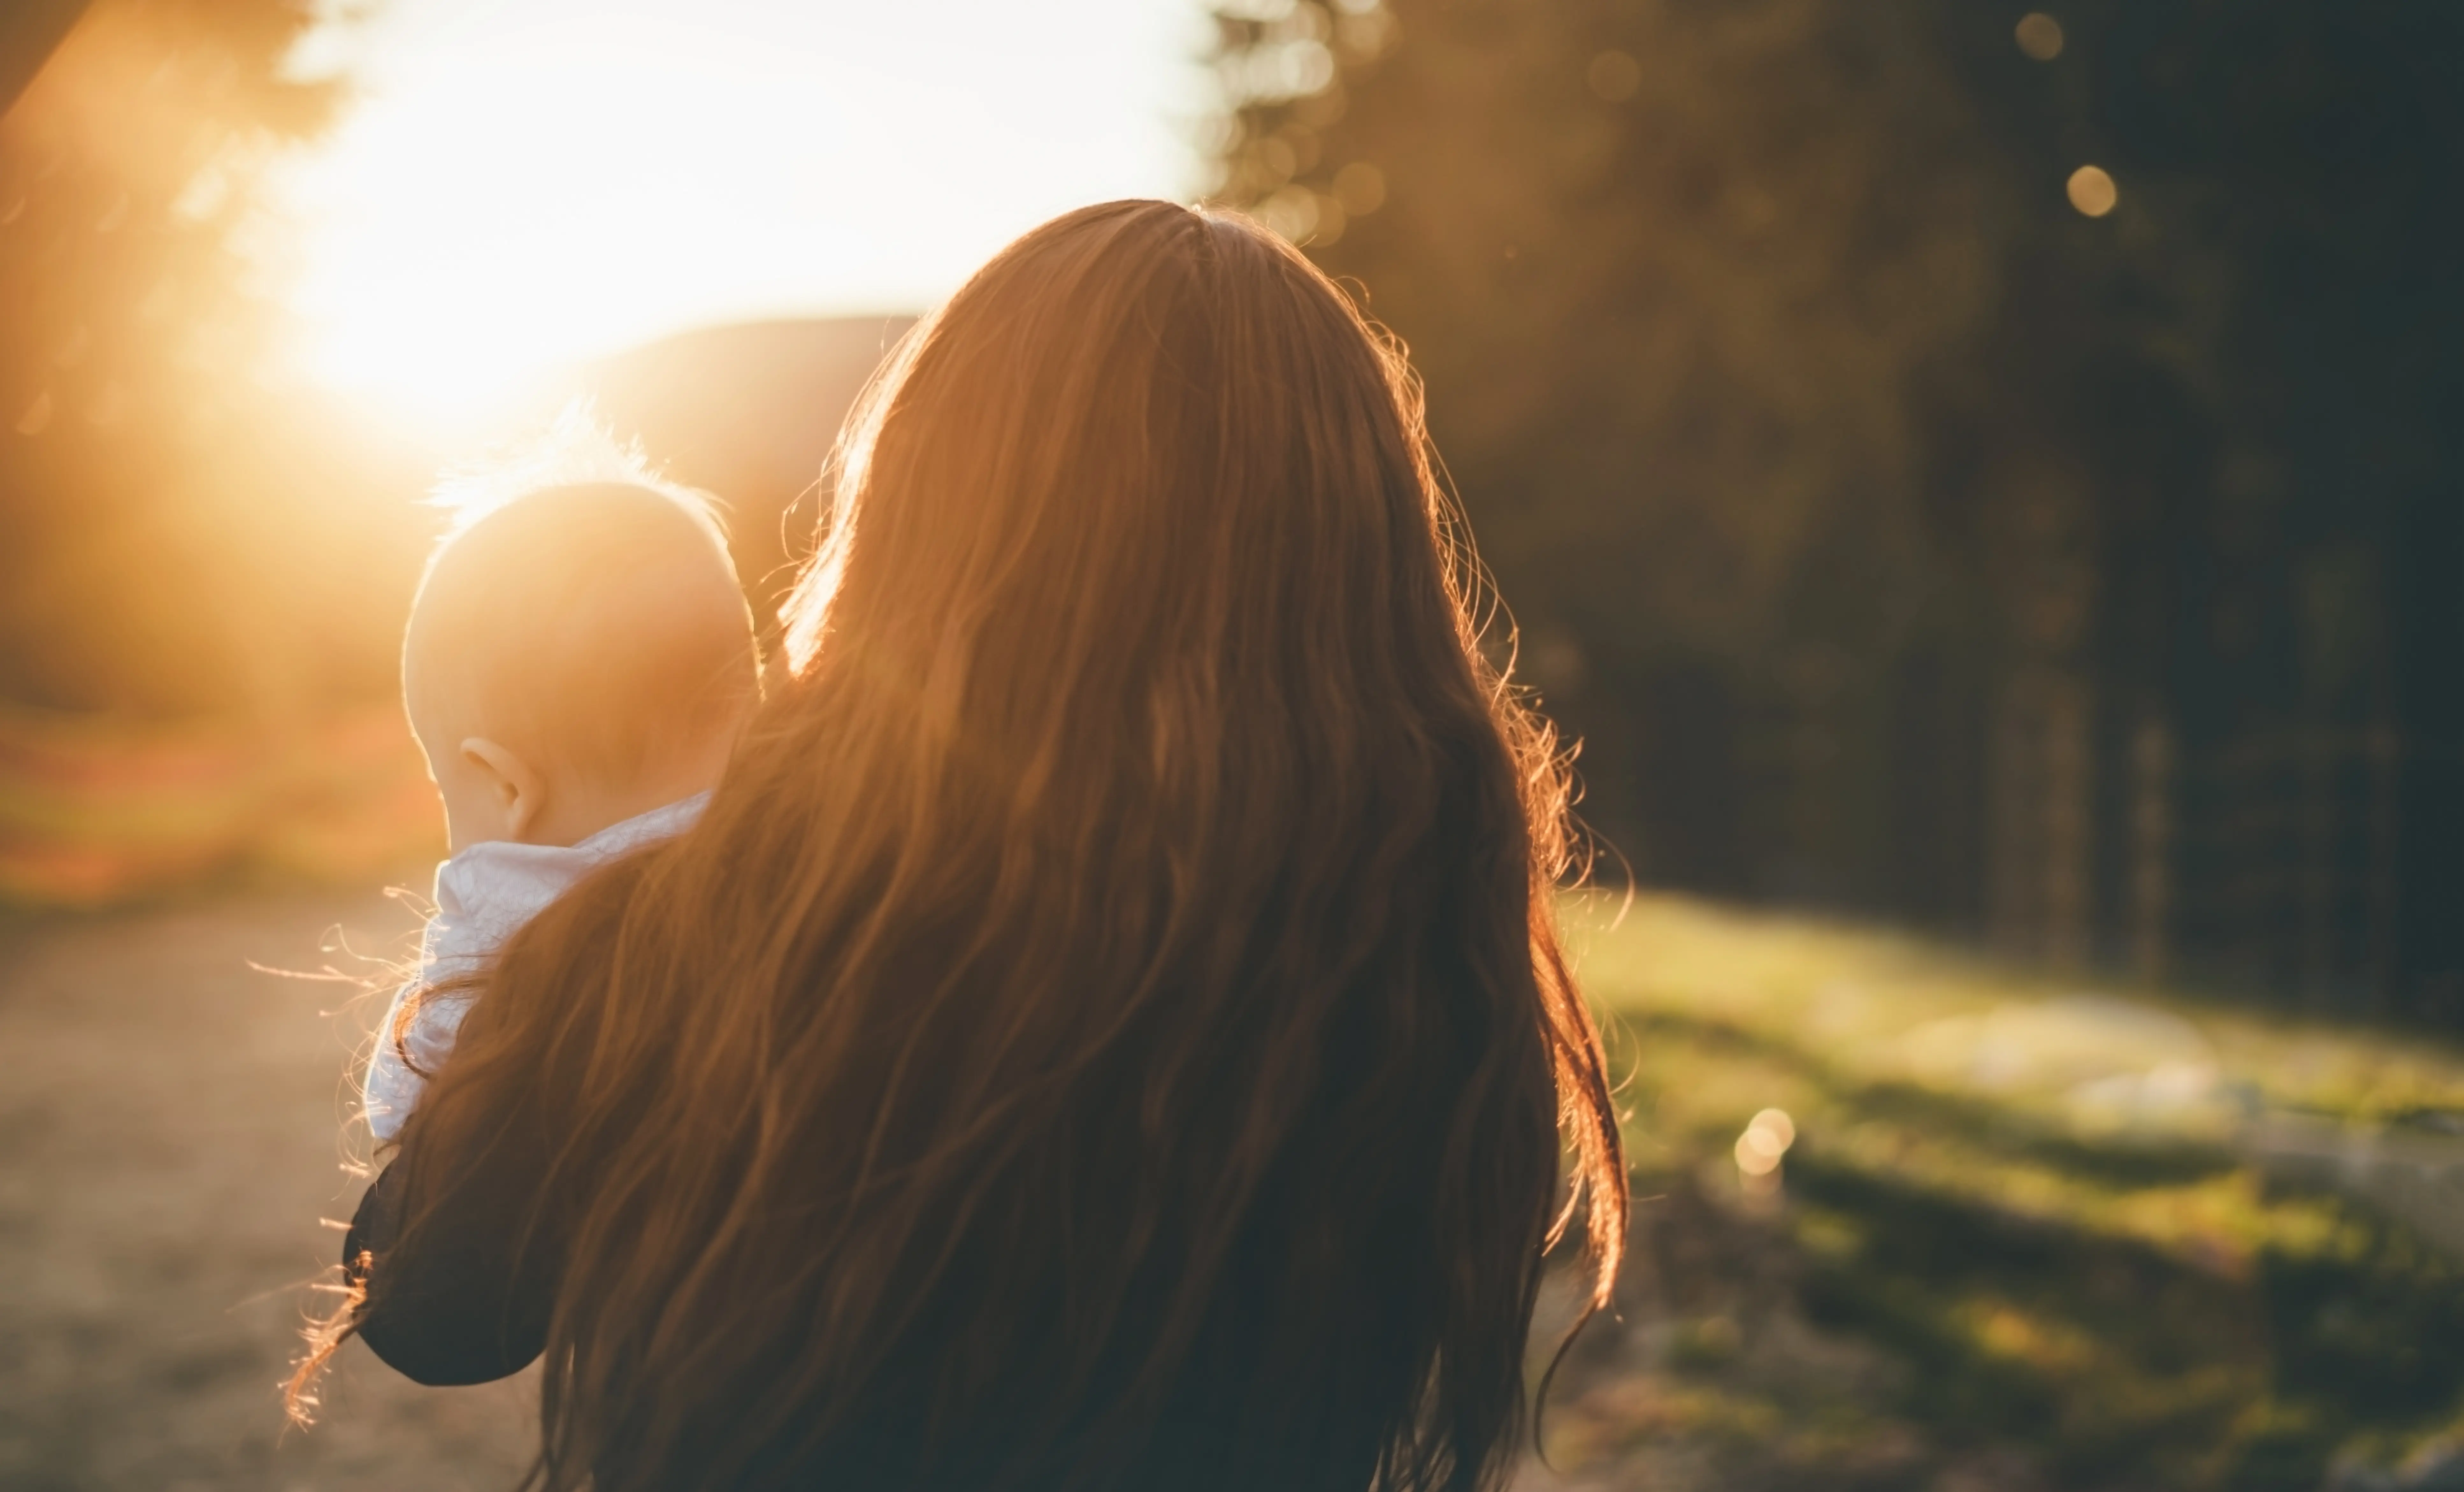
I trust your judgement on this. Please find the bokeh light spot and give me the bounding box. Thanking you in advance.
[1332,161,1386,216]
[1312,194,1348,245]
[2067,164,2118,217]
[1587,50,1642,103]
[2016,12,2065,62]
[1734,1107,1796,1177]
[1257,184,1322,243]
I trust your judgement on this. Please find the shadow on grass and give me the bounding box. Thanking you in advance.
[1789,1155,2464,1491]
[1620,1007,2242,1190]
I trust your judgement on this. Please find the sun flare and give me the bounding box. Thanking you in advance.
[272,0,1211,431]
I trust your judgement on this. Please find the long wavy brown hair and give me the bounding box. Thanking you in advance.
[321,200,1623,1491]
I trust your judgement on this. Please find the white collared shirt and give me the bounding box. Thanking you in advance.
[361,793,707,1143]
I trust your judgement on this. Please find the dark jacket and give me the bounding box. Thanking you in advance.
[341,1113,1399,1492]
[343,1111,558,1386]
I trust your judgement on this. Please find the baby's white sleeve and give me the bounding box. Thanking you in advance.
[361,834,624,1143]
[363,981,419,1144]
[362,982,476,1145]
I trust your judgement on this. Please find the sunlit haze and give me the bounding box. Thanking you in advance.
[269,0,1215,428]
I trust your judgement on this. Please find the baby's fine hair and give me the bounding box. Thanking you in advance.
[405,411,763,786]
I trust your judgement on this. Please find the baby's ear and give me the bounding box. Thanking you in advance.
[460,737,546,842]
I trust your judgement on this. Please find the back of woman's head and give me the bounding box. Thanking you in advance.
[404,200,1624,1492]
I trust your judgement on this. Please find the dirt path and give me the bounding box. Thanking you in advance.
[0,889,1792,1491]
[0,889,535,1491]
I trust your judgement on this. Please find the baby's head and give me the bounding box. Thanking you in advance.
[404,476,760,852]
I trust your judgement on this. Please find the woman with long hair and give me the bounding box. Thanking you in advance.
[309,200,1625,1492]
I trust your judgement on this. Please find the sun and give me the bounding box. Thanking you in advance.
[269,0,1212,435]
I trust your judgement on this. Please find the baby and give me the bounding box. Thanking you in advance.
[363,468,761,1145]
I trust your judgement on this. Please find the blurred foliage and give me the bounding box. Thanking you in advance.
[0,697,436,904]
[1546,894,2464,1489]
[1210,0,2464,690]
[0,0,422,715]
[1218,0,2006,664]
[1211,0,2464,1009]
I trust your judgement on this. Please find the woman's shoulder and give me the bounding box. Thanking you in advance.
[344,1105,561,1386]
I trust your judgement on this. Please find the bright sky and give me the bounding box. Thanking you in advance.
[271,0,1216,427]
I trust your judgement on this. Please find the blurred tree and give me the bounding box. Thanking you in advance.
[1221,0,1996,661]
[1212,0,2464,1015]
[1214,0,2023,907]
[0,4,92,117]
[0,0,365,714]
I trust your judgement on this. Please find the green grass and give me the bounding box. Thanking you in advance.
[1550,892,2464,1490]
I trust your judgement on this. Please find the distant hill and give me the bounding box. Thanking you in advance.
[574,314,919,622]
[0,313,919,906]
